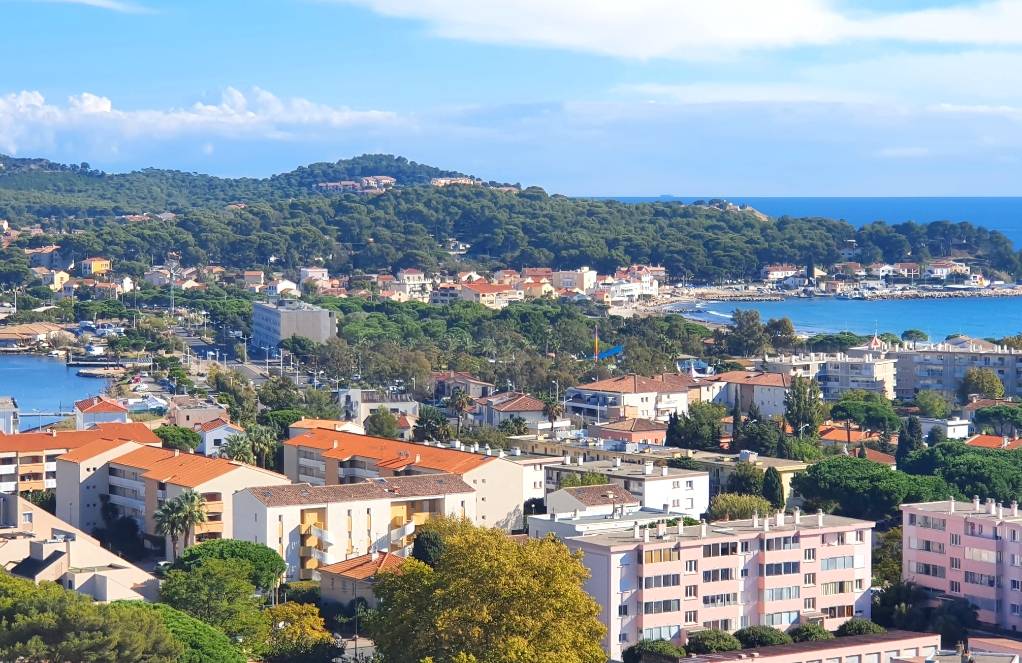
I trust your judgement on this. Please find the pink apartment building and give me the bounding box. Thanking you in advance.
[568,509,875,661]
[902,498,1022,629]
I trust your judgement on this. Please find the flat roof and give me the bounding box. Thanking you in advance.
[903,499,1022,524]
[686,631,937,663]
[550,459,706,480]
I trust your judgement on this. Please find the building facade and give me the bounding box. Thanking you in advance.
[760,353,896,400]
[251,300,338,349]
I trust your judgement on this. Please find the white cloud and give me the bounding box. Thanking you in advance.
[0,87,403,154]
[334,0,1022,59]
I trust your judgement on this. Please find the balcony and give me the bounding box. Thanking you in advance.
[310,548,334,564]
[390,520,416,543]
[310,525,334,546]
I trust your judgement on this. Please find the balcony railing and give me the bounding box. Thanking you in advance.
[310,525,334,546]
[310,548,334,564]
[390,520,416,543]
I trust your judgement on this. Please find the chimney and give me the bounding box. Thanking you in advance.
[678,521,684,535]
[512,447,521,456]
[173,449,180,457]
[776,511,784,527]
[753,512,759,528]
[563,453,571,464]
[643,528,650,542]
[657,521,667,538]
[414,454,421,463]
[614,457,622,468]
[1004,436,1010,449]
[949,499,955,514]
[574,509,580,519]
[633,523,641,540]
[793,507,801,525]
[50,429,56,437]
[577,455,585,466]
[974,495,981,511]
[816,509,824,527]
[700,520,707,537]
[644,461,653,476]
[661,466,668,477]
[763,517,770,532]
[332,440,338,449]
[499,450,506,458]
[989,498,997,516]
[370,549,379,561]
[1013,501,1018,517]
[999,503,1005,519]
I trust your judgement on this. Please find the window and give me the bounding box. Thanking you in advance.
[804,548,816,561]
[951,557,961,569]
[618,604,629,616]
[672,481,680,489]
[825,605,855,619]
[684,611,698,624]
[21,512,32,525]
[855,579,865,590]
[703,568,735,583]
[855,530,866,543]
[765,611,799,626]
[763,535,799,551]
[804,573,816,586]
[764,586,800,601]
[761,561,800,576]
[685,480,694,490]
[822,581,855,595]
[965,547,997,564]
[1011,579,1021,592]
[964,571,996,587]
[915,515,947,531]
[703,619,732,631]
[1012,604,1022,616]
[685,585,698,598]
[804,597,816,610]
[685,560,698,574]
[702,593,739,608]
[951,533,961,546]
[643,549,682,564]
[643,599,681,614]
[644,625,682,641]
[909,538,946,554]
[950,581,961,593]
[914,562,947,579]
[703,542,739,557]
[643,574,681,589]
[821,556,855,571]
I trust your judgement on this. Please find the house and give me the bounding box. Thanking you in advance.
[299,267,329,284]
[429,283,462,305]
[709,371,793,418]
[546,457,709,517]
[893,262,921,278]
[393,268,431,300]
[336,388,419,427]
[0,396,17,434]
[319,551,404,608]
[564,374,697,423]
[25,245,68,270]
[79,257,111,276]
[761,264,798,281]
[868,263,896,277]
[925,260,970,279]
[568,510,875,660]
[73,396,129,430]
[544,483,640,517]
[283,430,540,529]
[521,278,555,299]
[589,418,668,445]
[194,418,244,457]
[266,278,299,297]
[0,493,159,602]
[472,391,566,433]
[233,475,473,581]
[0,422,160,494]
[552,267,597,293]
[429,371,495,400]
[458,282,524,309]
[288,418,365,438]
[166,396,229,428]
[56,443,290,558]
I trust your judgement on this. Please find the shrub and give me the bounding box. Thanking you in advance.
[734,625,793,648]
[686,629,742,654]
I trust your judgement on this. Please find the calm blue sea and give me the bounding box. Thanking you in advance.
[674,296,1022,341]
[612,197,1022,248]
[0,355,106,430]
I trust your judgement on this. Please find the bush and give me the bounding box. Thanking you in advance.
[788,623,835,642]
[707,493,774,521]
[835,618,886,636]
[623,639,686,663]
[281,580,320,605]
[133,603,245,663]
[734,625,793,648]
[174,539,286,592]
[686,629,742,654]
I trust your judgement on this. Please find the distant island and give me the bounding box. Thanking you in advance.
[0,153,1019,285]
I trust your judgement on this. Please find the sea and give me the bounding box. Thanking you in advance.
[0,355,107,431]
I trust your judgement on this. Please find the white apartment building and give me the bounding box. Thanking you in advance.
[552,267,597,293]
[0,396,17,434]
[708,371,792,418]
[393,268,432,300]
[234,474,475,581]
[760,353,896,400]
[251,300,338,349]
[565,374,696,423]
[568,510,874,661]
[546,457,710,519]
[336,388,419,426]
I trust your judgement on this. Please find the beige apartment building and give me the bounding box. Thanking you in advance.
[760,353,896,400]
[251,299,338,349]
[284,430,555,530]
[234,474,474,581]
[57,442,289,557]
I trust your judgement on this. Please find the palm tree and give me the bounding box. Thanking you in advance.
[154,501,185,562]
[448,388,473,435]
[174,490,208,550]
[220,434,256,464]
[245,424,279,468]
[542,398,565,438]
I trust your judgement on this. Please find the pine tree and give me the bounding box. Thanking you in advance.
[762,466,785,509]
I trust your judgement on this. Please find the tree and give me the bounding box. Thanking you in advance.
[365,407,400,438]
[835,619,885,636]
[160,558,269,656]
[762,466,785,509]
[666,402,726,450]
[263,602,335,663]
[448,388,473,435]
[877,426,895,454]
[973,404,1022,435]
[301,387,342,420]
[960,367,1005,401]
[685,629,742,654]
[411,528,446,567]
[0,575,182,662]
[708,493,773,520]
[414,404,453,442]
[174,490,208,550]
[155,425,201,452]
[872,527,902,587]
[498,414,529,436]
[901,329,928,342]
[784,376,825,437]
[734,625,793,648]
[542,397,565,435]
[778,436,823,461]
[896,417,924,467]
[175,539,287,593]
[258,376,302,411]
[726,462,764,496]
[788,623,834,642]
[914,390,950,418]
[220,434,256,464]
[155,500,186,562]
[926,427,948,446]
[133,603,246,663]
[260,409,305,440]
[733,418,782,457]
[367,520,606,663]
[765,317,799,351]
[831,390,900,432]
[22,489,55,514]
[726,310,768,357]
[623,639,686,663]
[560,471,608,488]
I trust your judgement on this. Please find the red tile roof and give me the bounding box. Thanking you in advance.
[579,374,688,394]
[288,430,493,474]
[195,418,242,433]
[318,551,404,580]
[476,392,546,413]
[966,434,1022,450]
[558,483,640,507]
[74,395,127,414]
[461,282,515,294]
[110,446,286,488]
[714,371,792,388]
[595,418,667,433]
[4,422,158,455]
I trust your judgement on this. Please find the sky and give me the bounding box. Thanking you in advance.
[3,0,1022,195]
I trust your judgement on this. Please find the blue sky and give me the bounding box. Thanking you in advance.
[3,0,1022,195]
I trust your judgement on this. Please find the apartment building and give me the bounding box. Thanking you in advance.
[233,474,474,581]
[393,268,432,300]
[887,340,1022,399]
[685,632,940,663]
[458,281,525,309]
[708,371,792,418]
[901,497,1022,629]
[283,430,551,529]
[0,423,160,494]
[565,374,697,423]
[0,396,17,434]
[79,257,111,276]
[472,391,569,434]
[288,418,365,438]
[337,388,419,427]
[251,300,338,349]
[546,457,710,518]
[569,509,874,661]
[760,353,896,400]
[73,395,129,429]
[166,396,229,428]
[0,493,158,602]
[56,443,289,557]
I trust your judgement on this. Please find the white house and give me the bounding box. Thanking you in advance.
[564,374,695,423]
[266,279,300,297]
[194,418,245,457]
[74,396,129,430]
